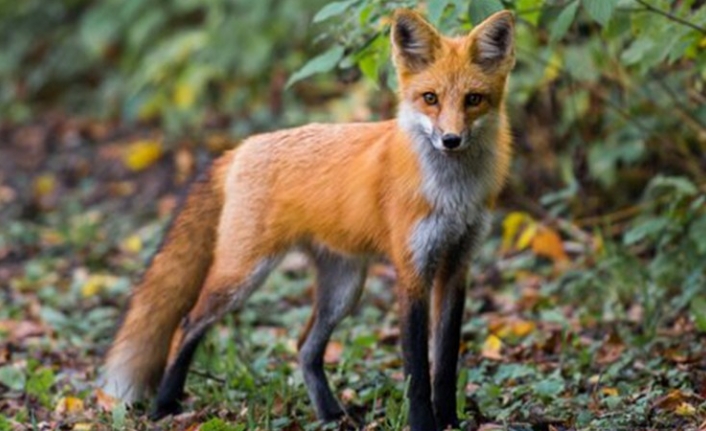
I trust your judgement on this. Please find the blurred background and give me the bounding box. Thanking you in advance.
[1,0,706,430]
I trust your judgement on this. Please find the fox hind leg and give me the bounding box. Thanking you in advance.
[151,255,282,419]
[298,247,366,422]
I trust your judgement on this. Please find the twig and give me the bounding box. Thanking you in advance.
[634,0,706,34]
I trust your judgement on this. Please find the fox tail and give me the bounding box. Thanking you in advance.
[101,152,232,402]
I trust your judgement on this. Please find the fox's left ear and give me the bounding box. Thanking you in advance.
[469,10,515,71]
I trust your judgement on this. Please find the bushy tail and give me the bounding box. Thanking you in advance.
[101,151,233,402]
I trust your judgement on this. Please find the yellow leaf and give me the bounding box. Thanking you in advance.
[676,402,696,416]
[502,212,530,251]
[73,423,92,431]
[121,234,142,254]
[601,387,618,397]
[510,319,536,338]
[516,222,538,250]
[481,334,503,360]
[123,140,163,171]
[33,174,56,197]
[55,396,84,414]
[531,227,568,262]
[81,274,115,298]
[174,82,196,109]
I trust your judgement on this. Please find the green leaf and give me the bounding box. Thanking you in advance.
[624,218,669,246]
[690,296,706,332]
[0,415,11,431]
[428,0,452,25]
[550,1,579,42]
[532,375,565,398]
[0,365,25,391]
[286,45,345,88]
[689,215,706,254]
[26,368,55,407]
[468,0,505,26]
[582,0,618,26]
[200,418,240,431]
[313,0,358,23]
[517,0,544,26]
[621,38,654,65]
[645,175,698,198]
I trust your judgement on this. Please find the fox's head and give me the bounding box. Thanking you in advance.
[391,9,515,153]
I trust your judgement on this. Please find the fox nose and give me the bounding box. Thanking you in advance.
[441,134,462,149]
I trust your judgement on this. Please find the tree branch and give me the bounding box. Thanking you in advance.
[634,0,706,35]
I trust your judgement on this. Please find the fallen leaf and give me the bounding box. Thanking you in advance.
[517,222,538,250]
[482,334,503,360]
[33,173,56,197]
[676,402,696,416]
[81,274,116,298]
[55,396,84,415]
[324,340,344,364]
[502,212,531,251]
[123,139,163,171]
[601,387,618,397]
[531,227,568,262]
[121,234,142,254]
[509,319,536,338]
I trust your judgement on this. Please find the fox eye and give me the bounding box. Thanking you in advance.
[422,92,438,106]
[465,93,484,107]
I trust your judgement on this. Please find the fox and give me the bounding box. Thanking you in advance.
[101,9,514,431]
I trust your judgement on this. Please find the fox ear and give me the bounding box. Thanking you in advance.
[470,10,515,70]
[391,10,441,73]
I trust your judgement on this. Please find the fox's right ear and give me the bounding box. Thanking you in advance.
[391,10,441,74]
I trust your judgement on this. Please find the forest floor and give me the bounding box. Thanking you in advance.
[1,119,705,431]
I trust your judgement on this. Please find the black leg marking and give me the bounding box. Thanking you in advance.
[432,284,465,428]
[151,330,205,420]
[401,298,437,431]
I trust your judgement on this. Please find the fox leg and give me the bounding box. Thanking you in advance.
[430,259,469,428]
[152,253,282,419]
[431,225,484,428]
[392,254,437,431]
[298,248,366,422]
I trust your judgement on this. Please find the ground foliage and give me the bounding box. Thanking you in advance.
[1,0,706,430]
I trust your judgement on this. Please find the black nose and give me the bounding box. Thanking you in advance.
[441,134,462,149]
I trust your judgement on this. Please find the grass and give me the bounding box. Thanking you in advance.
[1,141,705,431]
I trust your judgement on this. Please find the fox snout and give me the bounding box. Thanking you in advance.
[441,133,462,150]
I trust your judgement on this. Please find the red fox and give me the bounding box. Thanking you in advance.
[102,9,514,431]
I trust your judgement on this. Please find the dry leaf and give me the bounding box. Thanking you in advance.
[123,140,163,171]
[55,396,84,415]
[121,234,142,254]
[33,173,56,197]
[676,402,697,416]
[531,227,568,262]
[502,212,530,251]
[510,319,536,338]
[324,340,344,364]
[516,222,538,250]
[601,387,618,397]
[482,334,503,360]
